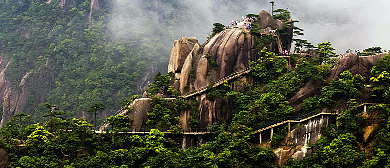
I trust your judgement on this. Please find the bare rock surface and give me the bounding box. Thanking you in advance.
[289,80,317,111]
[168,37,198,73]
[128,98,152,131]
[327,53,386,82]
[0,149,9,168]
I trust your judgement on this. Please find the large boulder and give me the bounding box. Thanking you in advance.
[257,10,284,29]
[327,53,386,82]
[289,80,317,111]
[0,149,9,168]
[179,43,201,93]
[168,37,198,73]
[201,28,257,85]
[164,10,293,129]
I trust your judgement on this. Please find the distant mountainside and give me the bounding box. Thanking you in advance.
[0,0,194,125]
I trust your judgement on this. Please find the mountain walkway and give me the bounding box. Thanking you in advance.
[181,67,251,98]
[97,102,384,137]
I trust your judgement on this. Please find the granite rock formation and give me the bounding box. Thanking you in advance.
[167,10,293,130]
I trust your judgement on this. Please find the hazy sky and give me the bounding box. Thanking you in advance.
[283,0,390,53]
[109,0,390,54]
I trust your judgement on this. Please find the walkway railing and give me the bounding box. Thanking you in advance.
[274,34,283,53]
[181,68,251,98]
[253,110,340,133]
[95,127,211,135]
[253,101,390,134]
[97,100,135,131]
[98,98,176,131]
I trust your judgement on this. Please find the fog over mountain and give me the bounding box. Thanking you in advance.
[108,0,390,56]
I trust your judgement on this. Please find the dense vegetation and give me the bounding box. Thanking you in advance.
[1,0,390,167]
[3,48,389,167]
[285,55,390,168]
[0,0,191,124]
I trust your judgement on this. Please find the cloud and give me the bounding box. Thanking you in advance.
[108,0,390,54]
[280,0,390,52]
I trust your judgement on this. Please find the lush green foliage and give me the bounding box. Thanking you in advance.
[256,35,277,50]
[0,114,278,167]
[1,0,389,166]
[0,0,191,125]
[146,72,180,97]
[250,48,288,84]
[287,55,390,168]
[315,42,337,64]
[146,97,188,131]
[273,9,291,21]
[361,47,382,56]
[371,54,390,77]
[208,23,225,39]
[302,71,364,115]
[107,115,132,131]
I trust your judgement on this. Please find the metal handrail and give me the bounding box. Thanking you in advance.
[97,127,211,134]
[181,68,251,98]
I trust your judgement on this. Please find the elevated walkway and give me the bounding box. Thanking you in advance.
[95,128,211,135]
[98,98,175,131]
[275,34,283,53]
[181,68,251,98]
[254,111,339,134]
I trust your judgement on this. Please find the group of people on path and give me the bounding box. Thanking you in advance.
[226,16,254,30]
[345,49,361,56]
[269,29,277,35]
[279,50,289,55]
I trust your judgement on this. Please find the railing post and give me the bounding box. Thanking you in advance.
[364,104,367,113]
[288,122,291,133]
[270,127,274,140]
[259,132,262,144]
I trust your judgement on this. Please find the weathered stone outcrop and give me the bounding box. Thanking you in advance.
[128,98,152,130]
[327,53,386,82]
[0,149,9,168]
[289,80,317,111]
[257,10,284,29]
[289,53,387,111]
[99,98,153,131]
[257,10,293,50]
[171,28,260,130]
[168,37,198,73]
[166,10,293,130]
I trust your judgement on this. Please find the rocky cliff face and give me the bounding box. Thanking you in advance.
[0,57,54,126]
[167,10,292,130]
[0,0,104,126]
[272,115,335,166]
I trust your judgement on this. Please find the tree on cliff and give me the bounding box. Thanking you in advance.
[42,103,66,132]
[147,72,180,97]
[208,23,225,39]
[13,113,30,143]
[88,103,106,130]
[315,42,337,64]
[250,48,288,83]
[273,9,291,21]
